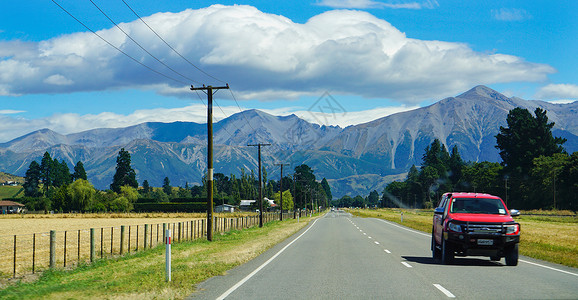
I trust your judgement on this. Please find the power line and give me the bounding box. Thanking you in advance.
[120,0,226,85]
[88,0,200,84]
[50,0,187,85]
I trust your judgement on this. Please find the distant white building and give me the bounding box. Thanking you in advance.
[215,204,235,213]
[239,200,256,211]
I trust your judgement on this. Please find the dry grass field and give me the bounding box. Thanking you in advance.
[0,212,261,278]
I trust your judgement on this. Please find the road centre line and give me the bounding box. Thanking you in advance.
[375,219,429,237]
[401,262,412,268]
[384,249,391,253]
[374,241,380,245]
[216,218,320,300]
[433,284,456,298]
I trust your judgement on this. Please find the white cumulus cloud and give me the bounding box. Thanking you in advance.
[535,83,578,100]
[0,5,554,103]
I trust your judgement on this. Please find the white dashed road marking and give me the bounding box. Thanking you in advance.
[433,284,456,298]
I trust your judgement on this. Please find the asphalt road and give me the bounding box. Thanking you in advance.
[190,210,578,299]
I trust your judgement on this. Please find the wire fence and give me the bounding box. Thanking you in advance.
[0,211,297,278]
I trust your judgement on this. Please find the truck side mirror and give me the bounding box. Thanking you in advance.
[510,209,520,217]
[434,207,444,215]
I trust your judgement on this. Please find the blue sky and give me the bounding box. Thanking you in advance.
[0,0,576,142]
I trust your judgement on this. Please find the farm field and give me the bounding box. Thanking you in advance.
[0,186,22,200]
[0,212,261,279]
[0,213,205,236]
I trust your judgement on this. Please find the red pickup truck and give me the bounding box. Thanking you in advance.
[432,192,520,265]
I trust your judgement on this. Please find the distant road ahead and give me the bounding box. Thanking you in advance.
[191,211,578,299]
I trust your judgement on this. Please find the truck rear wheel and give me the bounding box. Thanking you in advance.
[505,244,519,266]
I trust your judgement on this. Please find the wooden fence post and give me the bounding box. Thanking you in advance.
[90,228,95,262]
[144,224,149,249]
[50,230,56,269]
[13,235,17,277]
[32,233,36,274]
[120,226,125,254]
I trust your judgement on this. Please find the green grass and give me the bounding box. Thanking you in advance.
[350,208,578,268]
[0,216,313,299]
[0,186,23,200]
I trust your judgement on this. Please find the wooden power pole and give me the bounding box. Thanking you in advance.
[248,143,271,227]
[190,84,229,241]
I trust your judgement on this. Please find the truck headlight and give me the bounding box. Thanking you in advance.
[505,224,520,235]
[448,222,462,233]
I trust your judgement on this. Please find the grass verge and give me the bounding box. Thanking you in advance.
[349,208,578,268]
[0,216,313,299]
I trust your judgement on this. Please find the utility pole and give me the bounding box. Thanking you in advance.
[248,143,271,227]
[274,163,289,221]
[190,84,229,242]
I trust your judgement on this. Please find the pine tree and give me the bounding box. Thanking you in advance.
[110,148,138,193]
[73,161,87,181]
[142,180,151,195]
[320,178,332,201]
[163,177,172,196]
[496,107,566,177]
[23,161,41,197]
[40,152,53,195]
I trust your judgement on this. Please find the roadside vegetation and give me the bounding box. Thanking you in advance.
[0,215,314,299]
[350,208,578,268]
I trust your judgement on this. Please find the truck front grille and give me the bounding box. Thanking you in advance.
[464,223,503,235]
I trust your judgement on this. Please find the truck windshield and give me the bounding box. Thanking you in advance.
[450,198,507,214]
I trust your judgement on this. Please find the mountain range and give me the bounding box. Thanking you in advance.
[1,85,577,197]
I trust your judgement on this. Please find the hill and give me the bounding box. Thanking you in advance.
[0,86,576,197]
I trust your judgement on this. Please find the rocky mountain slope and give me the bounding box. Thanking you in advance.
[1,86,576,197]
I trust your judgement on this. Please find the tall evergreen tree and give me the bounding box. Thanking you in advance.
[73,161,87,181]
[320,178,332,201]
[448,145,465,187]
[53,160,72,187]
[23,161,41,197]
[162,177,172,196]
[40,152,54,194]
[496,107,566,177]
[110,148,138,193]
[142,180,151,195]
[496,107,566,208]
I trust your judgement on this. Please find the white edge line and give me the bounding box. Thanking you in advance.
[433,284,456,298]
[520,259,578,277]
[401,262,412,268]
[375,218,430,237]
[216,218,320,300]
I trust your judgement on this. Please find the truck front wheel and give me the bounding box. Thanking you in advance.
[505,244,519,266]
[432,232,441,259]
[441,238,454,265]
